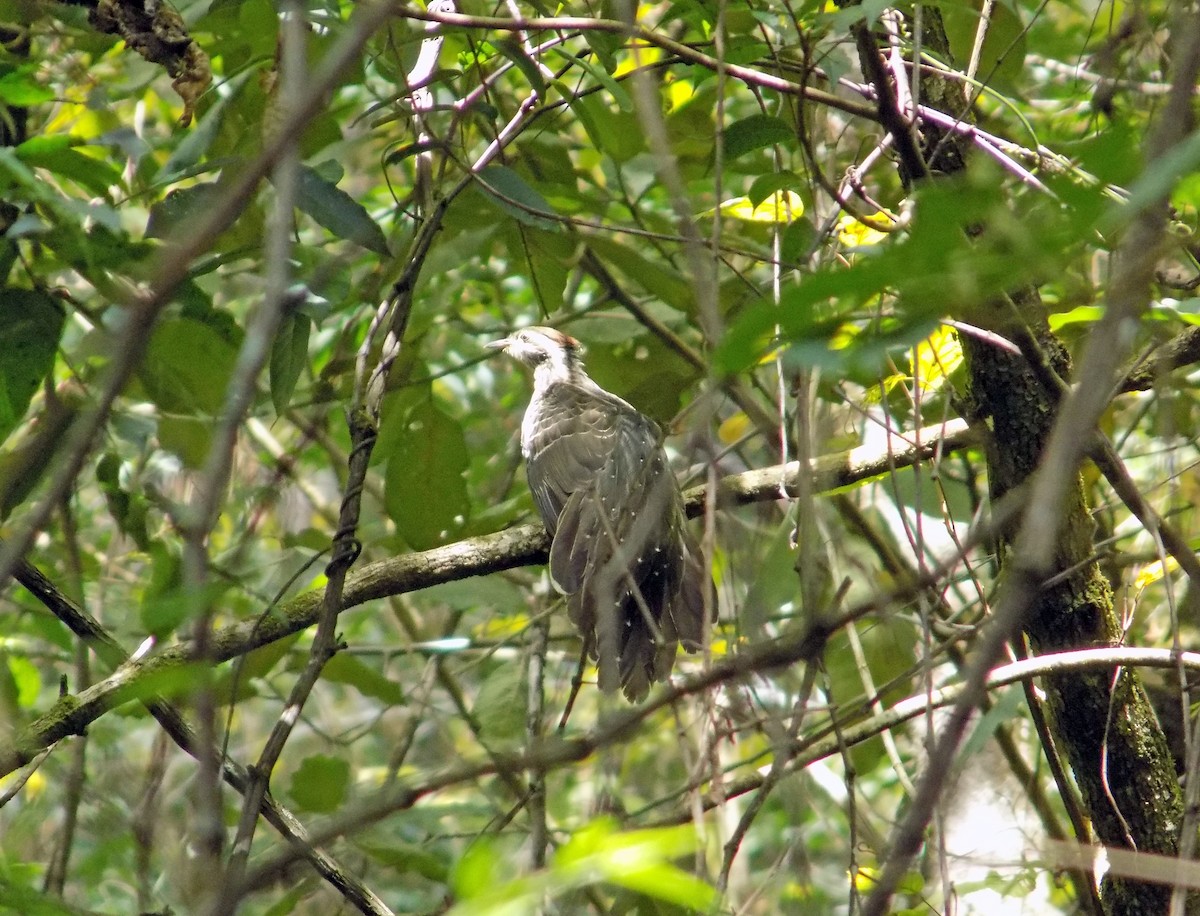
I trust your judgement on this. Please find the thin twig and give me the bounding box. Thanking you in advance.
[0,419,981,776]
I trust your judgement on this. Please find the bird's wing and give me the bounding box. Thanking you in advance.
[526,380,711,699]
[542,398,663,590]
[551,408,686,698]
[523,383,632,535]
[667,528,709,651]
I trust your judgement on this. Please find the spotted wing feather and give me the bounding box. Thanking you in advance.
[525,381,709,700]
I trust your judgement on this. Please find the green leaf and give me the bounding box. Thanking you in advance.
[501,225,571,314]
[384,400,470,549]
[476,165,560,231]
[295,164,390,254]
[959,684,1023,766]
[16,138,124,196]
[139,545,184,637]
[1107,129,1200,234]
[6,655,40,708]
[580,26,622,71]
[159,70,252,181]
[0,875,81,915]
[358,841,450,882]
[942,0,1027,94]
[289,754,350,813]
[235,634,299,682]
[549,47,633,111]
[494,39,547,97]
[586,236,694,312]
[0,289,64,447]
[322,653,404,705]
[96,452,150,548]
[556,819,717,909]
[567,93,643,162]
[145,183,219,240]
[157,415,213,469]
[261,885,311,916]
[139,316,239,415]
[452,837,505,903]
[270,311,310,414]
[0,68,53,106]
[723,113,793,160]
[473,664,526,744]
[748,170,804,207]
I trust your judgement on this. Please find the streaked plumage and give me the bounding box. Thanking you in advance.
[488,327,709,700]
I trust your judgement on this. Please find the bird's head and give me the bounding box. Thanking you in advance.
[486,326,583,384]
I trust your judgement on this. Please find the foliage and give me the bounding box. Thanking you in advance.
[0,0,1198,914]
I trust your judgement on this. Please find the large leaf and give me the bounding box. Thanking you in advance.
[145,183,220,240]
[586,236,694,312]
[321,653,404,705]
[569,93,644,162]
[476,165,560,231]
[16,137,124,196]
[269,311,310,414]
[548,47,633,111]
[0,289,64,447]
[0,67,53,106]
[289,754,350,813]
[139,316,239,415]
[384,400,470,549]
[473,663,526,744]
[723,113,794,160]
[450,819,717,914]
[159,70,252,181]
[295,164,390,254]
[942,0,1027,94]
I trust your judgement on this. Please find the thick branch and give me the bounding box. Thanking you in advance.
[398,6,879,122]
[7,556,393,916]
[240,646,1200,893]
[1119,325,1200,392]
[1,420,974,777]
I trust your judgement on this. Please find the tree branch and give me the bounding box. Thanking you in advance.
[6,555,394,916]
[1,420,975,777]
[1119,325,1200,392]
[239,646,1200,894]
[397,5,879,122]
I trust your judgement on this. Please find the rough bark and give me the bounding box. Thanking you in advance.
[869,11,1189,913]
[962,293,1186,914]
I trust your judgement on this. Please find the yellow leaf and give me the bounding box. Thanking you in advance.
[666,77,695,111]
[836,212,895,248]
[718,412,751,445]
[474,613,530,640]
[614,42,662,78]
[883,325,963,395]
[756,344,785,365]
[877,371,907,397]
[1135,556,1179,589]
[715,190,804,223]
[0,769,46,802]
[913,324,963,393]
[852,865,880,892]
[829,322,860,351]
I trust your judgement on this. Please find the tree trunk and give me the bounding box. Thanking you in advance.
[857,11,1190,912]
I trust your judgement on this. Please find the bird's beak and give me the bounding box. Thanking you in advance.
[485,338,511,352]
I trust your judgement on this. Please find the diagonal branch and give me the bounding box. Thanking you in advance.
[239,646,1200,894]
[1,420,975,778]
[7,557,394,916]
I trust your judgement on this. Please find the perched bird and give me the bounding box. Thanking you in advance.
[487,327,709,701]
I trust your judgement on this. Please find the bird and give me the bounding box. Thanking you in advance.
[487,326,710,701]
